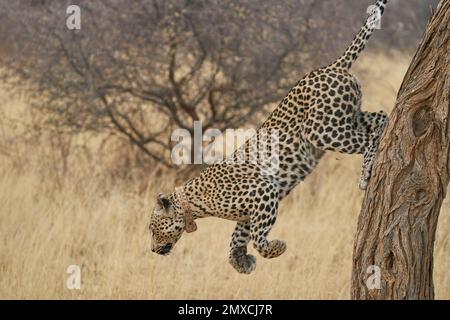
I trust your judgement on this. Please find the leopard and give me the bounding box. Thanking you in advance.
[149,0,390,274]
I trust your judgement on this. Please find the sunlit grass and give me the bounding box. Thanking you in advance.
[0,53,448,299]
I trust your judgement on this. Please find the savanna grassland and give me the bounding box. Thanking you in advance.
[0,52,449,299]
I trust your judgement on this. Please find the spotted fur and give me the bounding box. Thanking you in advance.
[149,0,389,274]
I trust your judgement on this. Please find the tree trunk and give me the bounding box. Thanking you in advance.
[351,1,450,300]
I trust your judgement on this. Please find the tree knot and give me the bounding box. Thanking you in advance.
[412,107,431,137]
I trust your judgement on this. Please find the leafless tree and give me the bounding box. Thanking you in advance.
[0,0,439,169]
[351,0,449,299]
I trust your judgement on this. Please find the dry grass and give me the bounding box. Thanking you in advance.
[0,53,449,299]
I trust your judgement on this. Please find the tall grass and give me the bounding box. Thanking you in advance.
[0,52,449,299]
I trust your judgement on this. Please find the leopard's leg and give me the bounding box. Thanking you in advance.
[354,111,388,189]
[250,199,286,259]
[304,107,387,190]
[354,110,388,134]
[229,221,256,274]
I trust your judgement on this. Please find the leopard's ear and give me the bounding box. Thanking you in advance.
[157,194,172,210]
[184,215,197,233]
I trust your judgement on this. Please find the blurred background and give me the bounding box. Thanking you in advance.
[0,0,448,299]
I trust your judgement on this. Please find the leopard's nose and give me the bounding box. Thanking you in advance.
[159,244,172,255]
[151,244,172,255]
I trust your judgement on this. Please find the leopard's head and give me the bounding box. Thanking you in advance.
[148,193,189,255]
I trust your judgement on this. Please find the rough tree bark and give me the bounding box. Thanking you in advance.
[351,0,449,300]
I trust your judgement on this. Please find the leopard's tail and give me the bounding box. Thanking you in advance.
[332,0,389,70]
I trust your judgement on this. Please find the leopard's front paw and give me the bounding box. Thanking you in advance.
[261,240,287,259]
[229,247,257,274]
